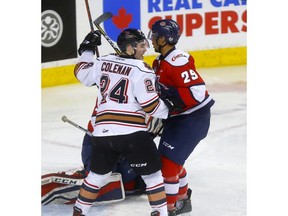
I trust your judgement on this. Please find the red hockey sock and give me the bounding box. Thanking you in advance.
[124,180,136,191]
[177,167,188,200]
[161,156,183,210]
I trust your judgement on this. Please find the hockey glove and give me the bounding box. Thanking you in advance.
[159,86,185,113]
[145,115,163,138]
[78,30,102,56]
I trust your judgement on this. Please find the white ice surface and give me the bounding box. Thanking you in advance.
[41,66,247,216]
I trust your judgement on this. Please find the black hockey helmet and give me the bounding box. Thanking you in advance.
[117,28,149,53]
[149,19,181,45]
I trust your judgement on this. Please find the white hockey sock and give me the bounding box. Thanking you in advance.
[142,171,168,216]
[74,171,112,215]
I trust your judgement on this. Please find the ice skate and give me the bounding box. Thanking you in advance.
[168,209,176,216]
[175,188,192,215]
[151,210,160,216]
[72,206,84,216]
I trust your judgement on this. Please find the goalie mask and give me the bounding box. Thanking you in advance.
[117,28,149,56]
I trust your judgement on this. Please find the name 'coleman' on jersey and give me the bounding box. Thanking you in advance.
[75,52,169,136]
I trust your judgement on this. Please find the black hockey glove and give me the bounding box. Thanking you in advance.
[159,86,185,113]
[78,30,102,56]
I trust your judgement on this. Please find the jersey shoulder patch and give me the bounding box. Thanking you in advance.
[166,49,190,66]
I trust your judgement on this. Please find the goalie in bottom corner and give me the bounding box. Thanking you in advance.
[42,122,147,205]
[41,109,163,205]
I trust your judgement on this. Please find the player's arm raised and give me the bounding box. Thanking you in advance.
[74,31,102,86]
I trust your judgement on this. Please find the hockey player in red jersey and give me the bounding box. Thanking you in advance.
[72,29,173,216]
[148,19,215,216]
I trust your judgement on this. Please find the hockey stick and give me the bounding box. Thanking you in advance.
[152,125,163,139]
[62,115,162,139]
[84,0,100,57]
[93,12,122,55]
[61,115,92,136]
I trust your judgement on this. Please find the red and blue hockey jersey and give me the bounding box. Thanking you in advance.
[152,48,213,116]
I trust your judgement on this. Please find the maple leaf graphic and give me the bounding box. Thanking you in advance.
[112,7,132,31]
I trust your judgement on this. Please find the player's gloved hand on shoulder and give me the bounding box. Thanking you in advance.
[159,86,185,113]
[78,30,102,56]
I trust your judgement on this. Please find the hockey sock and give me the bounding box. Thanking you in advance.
[124,180,136,191]
[74,171,111,215]
[142,171,168,215]
[177,167,188,200]
[161,156,183,210]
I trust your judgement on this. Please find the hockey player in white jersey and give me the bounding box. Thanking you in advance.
[72,29,172,216]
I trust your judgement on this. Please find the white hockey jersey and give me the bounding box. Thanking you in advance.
[75,51,169,136]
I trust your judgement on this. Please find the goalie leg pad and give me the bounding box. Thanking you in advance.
[41,172,125,205]
[41,172,84,205]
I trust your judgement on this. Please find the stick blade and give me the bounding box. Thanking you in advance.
[94,12,113,25]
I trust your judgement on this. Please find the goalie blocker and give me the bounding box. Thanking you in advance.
[41,171,125,205]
